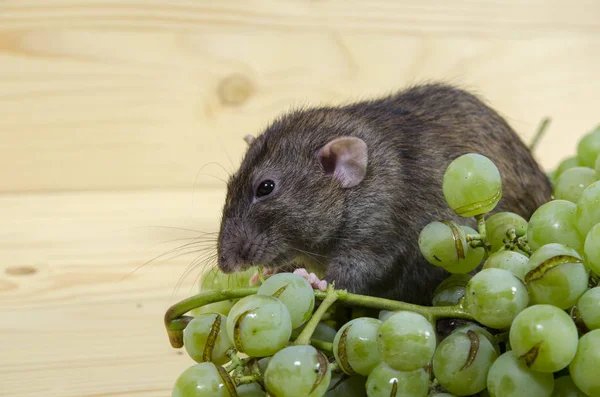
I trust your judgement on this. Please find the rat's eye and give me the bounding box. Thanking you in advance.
[256,180,275,198]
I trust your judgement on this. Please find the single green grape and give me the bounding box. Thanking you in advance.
[577,287,600,330]
[577,181,600,238]
[595,154,600,180]
[433,330,498,396]
[553,167,597,203]
[452,324,500,356]
[183,313,233,365]
[195,268,257,316]
[569,329,600,396]
[226,294,292,357]
[576,126,600,168]
[527,200,583,252]
[264,345,332,397]
[365,362,429,397]
[418,221,483,273]
[442,153,503,217]
[377,311,436,372]
[172,362,236,397]
[325,375,367,397]
[555,156,581,179]
[432,274,472,306]
[509,304,578,373]
[482,250,529,280]
[378,310,394,322]
[257,272,315,329]
[584,222,600,276]
[236,383,266,397]
[443,225,486,274]
[523,243,588,309]
[333,317,382,376]
[464,268,529,329]
[486,351,554,397]
[485,212,528,253]
[429,394,457,397]
[552,375,587,397]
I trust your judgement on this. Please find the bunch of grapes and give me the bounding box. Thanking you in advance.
[167,126,600,397]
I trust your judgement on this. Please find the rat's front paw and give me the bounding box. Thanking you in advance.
[293,268,328,291]
[249,267,278,286]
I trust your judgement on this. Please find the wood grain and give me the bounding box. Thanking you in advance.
[0,189,226,396]
[1,0,599,192]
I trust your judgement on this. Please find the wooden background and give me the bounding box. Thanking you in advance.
[1,1,599,396]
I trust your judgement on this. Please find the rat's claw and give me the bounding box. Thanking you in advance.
[293,268,328,291]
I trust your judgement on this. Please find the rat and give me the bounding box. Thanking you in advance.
[216,83,552,305]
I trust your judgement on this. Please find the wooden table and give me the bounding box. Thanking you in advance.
[1,189,227,396]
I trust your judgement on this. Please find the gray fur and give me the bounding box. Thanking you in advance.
[217,83,552,305]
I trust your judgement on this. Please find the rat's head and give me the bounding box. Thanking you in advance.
[217,109,369,273]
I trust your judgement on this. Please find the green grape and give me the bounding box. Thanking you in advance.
[452,324,500,356]
[442,153,503,217]
[486,351,554,397]
[183,313,233,365]
[552,375,587,397]
[429,394,457,397]
[433,330,498,396]
[576,181,600,237]
[485,212,528,253]
[509,304,578,373]
[333,317,381,376]
[432,274,472,306]
[576,126,600,168]
[378,310,394,322]
[264,345,332,397]
[325,375,367,397]
[584,222,600,276]
[195,268,257,316]
[443,226,485,273]
[577,287,600,330]
[376,311,436,372]
[464,268,529,329]
[527,200,583,252]
[555,156,581,179]
[553,167,597,203]
[172,362,236,397]
[595,154,600,180]
[482,250,529,280]
[226,294,292,357]
[236,383,266,397]
[523,243,588,309]
[418,221,483,273]
[569,329,600,396]
[257,272,315,329]
[365,362,429,397]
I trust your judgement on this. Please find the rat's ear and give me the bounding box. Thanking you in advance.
[243,134,255,147]
[318,137,368,188]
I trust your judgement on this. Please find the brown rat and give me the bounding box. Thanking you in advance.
[216,83,552,305]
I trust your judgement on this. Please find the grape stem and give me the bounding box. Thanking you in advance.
[310,339,333,354]
[234,375,262,386]
[293,284,339,346]
[164,287,475,348]
[474,214,492,251]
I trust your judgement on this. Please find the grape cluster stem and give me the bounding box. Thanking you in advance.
[164,288,475,349]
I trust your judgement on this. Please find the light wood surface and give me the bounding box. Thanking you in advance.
[1,1,599,396]
[1,0,600,192]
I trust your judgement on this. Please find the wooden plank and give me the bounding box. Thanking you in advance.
[0,188,228,396]
[0,0,598,193]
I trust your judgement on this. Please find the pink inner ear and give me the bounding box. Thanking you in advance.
[318,137,368,188]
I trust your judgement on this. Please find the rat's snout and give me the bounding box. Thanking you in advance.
[217,218,265,273]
